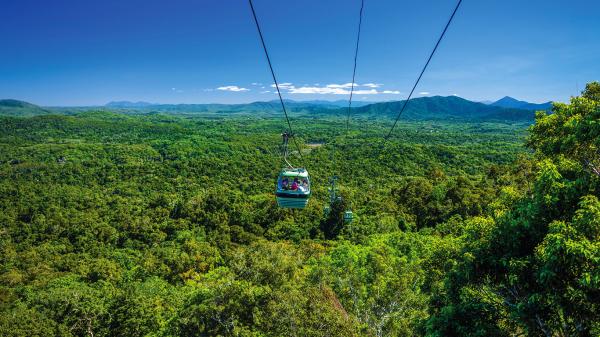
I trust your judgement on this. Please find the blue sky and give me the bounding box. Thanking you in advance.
[0,0,598,106]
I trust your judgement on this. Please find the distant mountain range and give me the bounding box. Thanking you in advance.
[352,95,537,121]
[104,99,373,109]
[106,101,155,108]
[490,96,552,111]
[1,96,553,122]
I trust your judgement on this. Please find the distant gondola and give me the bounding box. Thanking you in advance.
[275,168,311,209]
[344,210,353,223]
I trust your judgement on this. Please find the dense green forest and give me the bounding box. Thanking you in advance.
[1,83,598,336]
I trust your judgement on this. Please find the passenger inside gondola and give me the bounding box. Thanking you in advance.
[278,174,309,193]
[298,178,308,192]
[281,177,289,190]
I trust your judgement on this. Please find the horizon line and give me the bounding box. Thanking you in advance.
[1,94,557,108]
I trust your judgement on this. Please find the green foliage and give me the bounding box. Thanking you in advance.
[429,84,600,337]
[1,86,598,336]
[528,81,600,176]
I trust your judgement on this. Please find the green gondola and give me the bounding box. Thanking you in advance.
[276,168,311,209]
[343,210,353,223]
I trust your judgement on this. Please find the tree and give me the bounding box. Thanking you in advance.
[528,81,600,176]
[429,82,600,336]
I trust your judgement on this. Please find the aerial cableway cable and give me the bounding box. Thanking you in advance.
[345,0,365,134]
[384,0,463,142]
[325,0,364,223]
[333,0,364,162]
[248,0,304,162]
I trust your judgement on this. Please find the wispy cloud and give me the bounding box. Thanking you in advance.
[270,83,294,89]
[288,86,347,95]
[265,82,401,95]
[353,89,380,95]
[171,87,184,93]
[326,83,356,89]
[214,82,400,95]
[217,85,250,92]
[419,91,430,95]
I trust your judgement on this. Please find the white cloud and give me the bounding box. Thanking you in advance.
[216,82,399,96]
[353,89,379,95]
[259,82,402,95]
[326,83,356,89]
[270,82,293,89]
[325,82,382,88]
[217,85,250,92]
[171,87,183,93]
[287,86,381,95]
[419,91,430,95]
[288,86,346,94]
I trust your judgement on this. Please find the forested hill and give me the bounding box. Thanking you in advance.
[491,95,553,111]
[1,96,538,122]
[0,99,51,117]
[353,95,535,120]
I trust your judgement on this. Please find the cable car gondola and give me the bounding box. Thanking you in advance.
[275,132,311,209]
[344,210,353,224]
[276,167,311,209]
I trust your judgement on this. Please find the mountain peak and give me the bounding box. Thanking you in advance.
[491,96,552,111]
[497,96,520,103]
[106,101,153,108]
